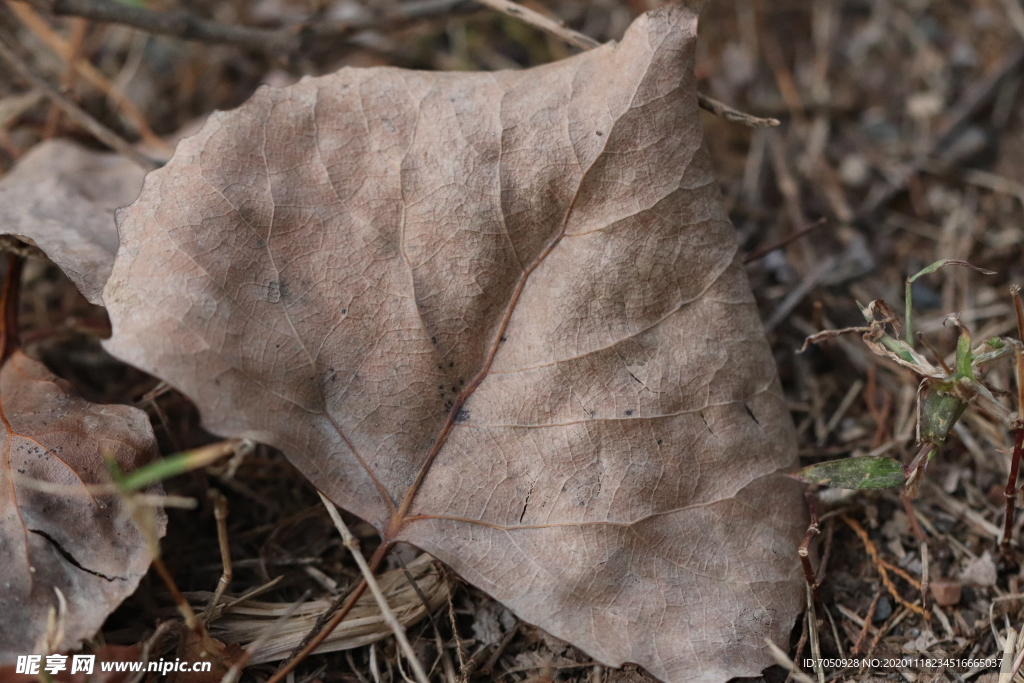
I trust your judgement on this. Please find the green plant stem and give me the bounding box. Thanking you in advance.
[905,279,913,345]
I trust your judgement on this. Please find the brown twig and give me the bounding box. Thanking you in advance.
[395,554,457,683]
[268,542,390,683]
[876,558,921,590]
[0,31,158,171]
[471,0,597,49]
[470,0,778,128]
[0,254,23,364]
[916,333,952,374]
[1003,285,1024,553]
[220,591,312,683]
[840,514,927,618]
[8,2,170,153]
[743,218,826,264]
[864,366,893,448]
[318,493,429,683]
[204,490,233,621]
[697,92,780,128]
[151,555,224,662]
[22,0,469,54]
[41,15,86,139]
[22,0,302,52]
[798,490,821,597]
[480,620,521,676]
[851,591,881,655]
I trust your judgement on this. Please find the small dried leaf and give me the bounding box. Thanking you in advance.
[0,140,144,304]
[791,456,907,490]
[0,352,165,662]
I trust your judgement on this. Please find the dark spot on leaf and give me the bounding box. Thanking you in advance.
[500,335,507,342]
[596,131,604,136]
[431,336,437,344]
[455,408,470,423]
[625,410,633,416]
[701,411,714,435]
[341,309,346,315]
[657,439,663,445]
[266,280,282,303]
[449,362,454,367]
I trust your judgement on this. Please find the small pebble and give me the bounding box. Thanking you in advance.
[929,577,962,607]
[873,596,892,623]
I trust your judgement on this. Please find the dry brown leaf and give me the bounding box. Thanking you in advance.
[0,140,145,304]
[0,351,165,661]
[102,6,805,681]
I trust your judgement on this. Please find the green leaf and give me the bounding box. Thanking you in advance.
[791,456,907,490]
[107,440,239,491]
[907,259,995,283]
[955,327,973,379]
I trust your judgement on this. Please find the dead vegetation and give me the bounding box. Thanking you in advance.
[4,0,1024,682]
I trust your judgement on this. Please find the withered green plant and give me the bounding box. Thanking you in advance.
[794,260,1024,588]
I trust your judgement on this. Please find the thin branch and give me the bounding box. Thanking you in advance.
[471,0,598,49]
[743,218,825,264]
[0,31,158,171]
[22,0,299,52]
[220,591,312,683]
[697,92,780,128]
[470,0,778,127]
[21,0,470,54]
[0,254,23,364]
[1002,285,1024,552]
[8,1,170,153]
[318,492,429,683]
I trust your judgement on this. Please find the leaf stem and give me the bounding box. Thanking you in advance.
[267,540,393,683]
[319,493,429,683]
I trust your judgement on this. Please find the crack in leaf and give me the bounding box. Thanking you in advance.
[29,529,123,582]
